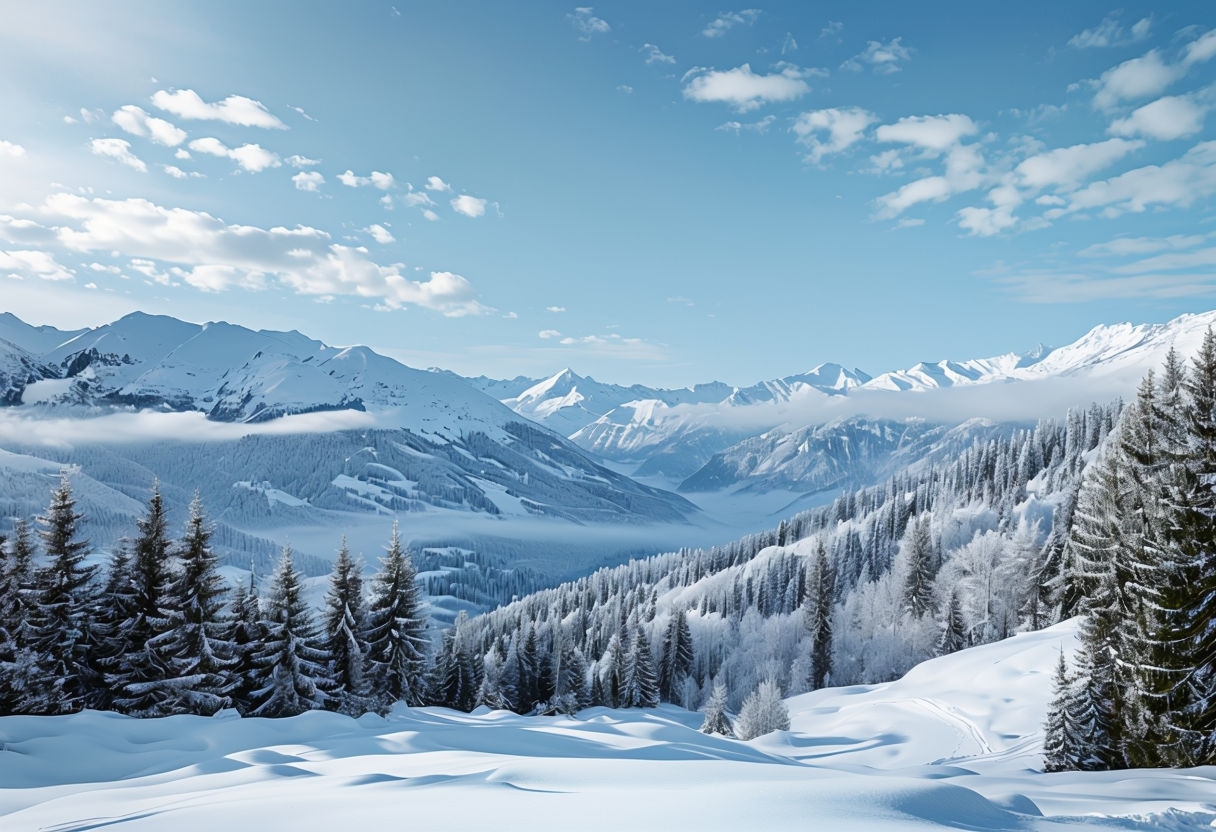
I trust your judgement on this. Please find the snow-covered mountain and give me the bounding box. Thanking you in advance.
[483,310,1216,495]
[0,312,698,576]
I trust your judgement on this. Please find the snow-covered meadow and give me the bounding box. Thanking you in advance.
[3,620,1212,831]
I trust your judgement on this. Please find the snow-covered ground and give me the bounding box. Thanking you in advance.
[3,620,1212,830]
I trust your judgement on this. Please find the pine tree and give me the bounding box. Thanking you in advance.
[598,631,625,708]
[228,571,266,714]
[432,611,481,712]
[249,546,330,717]
[936,590,967,656]
[658,607,694,702]
[1043,649,1079,772]
[734,677,790,740]
[321,537,369,714]
[27,472,100,714]
[364,523,429,709]
[803,541,834,689]
[621,623,660,708]
[145,495,236,716]
[110,482,177,716]
[700,679,733,736]
[0,520,36,713]
[901,515,936,618]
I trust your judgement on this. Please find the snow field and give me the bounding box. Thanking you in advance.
[2,620,1214,831]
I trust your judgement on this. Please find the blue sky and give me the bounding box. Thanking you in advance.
[2,1,1216,387]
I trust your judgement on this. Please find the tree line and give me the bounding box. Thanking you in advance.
[1045,335,1216,770]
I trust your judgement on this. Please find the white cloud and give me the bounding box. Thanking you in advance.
[90,138,146,172]
[402,189,435,207]
[568,7,610,38]
[188,137,280,172]
[338,170,394,189]
[451,194,487,218]
[820,21,843,41]
[842,38,911,74]
[422,209,440,222]
[293,171,325,191]
[875,113,978,152]
[716,115,776,134]
[1015,137,1144,189]
[150,89,286,129]
[1068,13,1152,48]
[1108,93,1209,141]
[875,176,952,217]
[998,269,1216,303]
[546,306,566,313]
[1183,30,1216,67]
[1092,50,1183,110]
[1080,234,1207,257]
[1048,140,1216,218]
[0,249,74,281]
[702,9,761,38]
[683,64,812,112]
[894,218,925,229]
[286,154,320,168]
[617,85,633,94]
[555,333,666,360]
[642,43,675,64]
[161,164,203,179]
[111,105,186,146]
[425,176,451,192]
[538,329,562,339]
[365,224,395,244]
[2,193,493,316]
[174,149,190,160]
[867,149,904,173]
[792,107,876,163]
[0,140,25,158]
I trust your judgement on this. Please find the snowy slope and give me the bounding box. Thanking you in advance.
[2,620,1213,831]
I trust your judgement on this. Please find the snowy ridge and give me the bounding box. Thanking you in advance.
[2,619,1212,830]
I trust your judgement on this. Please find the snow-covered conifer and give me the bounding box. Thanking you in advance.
[734,677,789,740]
[700,679,733,736]
[364,523,429,709]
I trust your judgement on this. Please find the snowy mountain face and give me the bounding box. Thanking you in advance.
[483,310,1216,495]
[0,312,699,579]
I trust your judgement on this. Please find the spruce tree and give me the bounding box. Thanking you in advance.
[700,679,733,736]
[110,482,176,716]
[621,623,660,708]
[658,607,694,702]
[27,472,100,714]
[803,541,834,689]
[901,515,936,618]
[145,495,236,715]
[249,546,330,717]
[364,523,429,709]
[321,537,369,714]
[1043,650,1078,772]
[936,590,966,656]
[0,521,36,713]
[228,571,266,714]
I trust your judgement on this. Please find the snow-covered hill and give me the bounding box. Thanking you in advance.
[2,619,1211,831]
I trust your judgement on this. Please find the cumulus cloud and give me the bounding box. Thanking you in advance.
[1,193,494,316]
[162,164,203,180]
[1108,93,1209,141]
[0,140,26,158]
[792,107,876,163]
[702,9,761,38]
[546,306,566,313]
[642,43,675,64]
[683,63,813,112]
[1091,50,1183,110]
[293,171,324,191]
[111,105,186,146]
[365,224,395,244]
[402,189,435,207]
[1045,140,1216,219]
[568,7,610,39]
[339,170,395,189]
[842,38,911,74]
[538,329,562,339]
[451,194,487,217]
[0,249,74,281]
[1183,30,1216,67]
[150,89,286,129]
[1015,137,1144,190]
[286,154,320,167]
[820,21,843,41]
[1068,13,1152,48]
[90,138,147,172]
[422,209,440,222]
[875,113,978,152]
[425,176,451,192]
[188,137,280,173]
